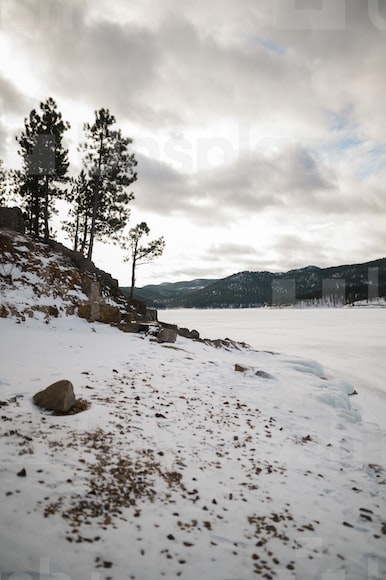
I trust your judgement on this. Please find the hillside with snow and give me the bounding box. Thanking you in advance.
[0,228,157,328]
[131,259,386,309]
[0,230,385,580]
[0,229,88,320]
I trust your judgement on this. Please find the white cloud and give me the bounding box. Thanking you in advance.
[1,0,385,283]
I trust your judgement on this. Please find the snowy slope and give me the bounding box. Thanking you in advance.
[1,315,385,580]
[0,229,89,321]
[1,230,385,579]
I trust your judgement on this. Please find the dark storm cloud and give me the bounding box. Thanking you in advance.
[0,0,327,130]
[52,21,159,119]
[0,0,162,122]
[135,142,386,227]
[270,0,386,139]
[3,0,386,141]
[134,153,195,216]
[200,146,333,212]
[134,145,329,220]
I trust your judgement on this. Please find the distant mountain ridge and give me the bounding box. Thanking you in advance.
[122,257,386,309]
[127,278,217,308]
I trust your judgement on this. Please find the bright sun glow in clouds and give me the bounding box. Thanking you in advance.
[1,0,386,285]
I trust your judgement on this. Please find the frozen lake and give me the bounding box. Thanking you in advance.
[161,307,386,429]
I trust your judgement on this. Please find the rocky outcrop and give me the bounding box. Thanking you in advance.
[33,380,76,413]
[48,242,159,326]
[206,337,246,350]
[77,303,122,324]
[0,229,87,320]
[178,327,200,340]
[48,239,120,297]
[0,228,157,326]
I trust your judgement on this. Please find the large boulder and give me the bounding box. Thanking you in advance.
[178,327,191,338]
[178,327,200,340]
[95,304,121,324]
[78,303,121,324]
[0,207,25,233]
[157,326,178,343]
[117,322,154,333]
[189,329,200,340]
[33,380,75,413]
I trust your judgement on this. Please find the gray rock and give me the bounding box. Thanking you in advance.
[117,322,142,333]
[178,327,200,340]
[178,327,191,338]
[118,322,154,333]
[33,379,75,413]
[235,364,248,372]
[255,369,273,379]
[77,302,121,324]
[189,329,200,340]
[159,322,178,330]
[157,326,177,343]
[234,365,273,378]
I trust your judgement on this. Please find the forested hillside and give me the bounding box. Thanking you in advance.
[127,258,386,308]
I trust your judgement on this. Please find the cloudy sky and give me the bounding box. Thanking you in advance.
[1,0,386,286]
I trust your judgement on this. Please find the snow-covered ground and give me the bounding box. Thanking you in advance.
[161,308,386,430]
[1,313,385,580]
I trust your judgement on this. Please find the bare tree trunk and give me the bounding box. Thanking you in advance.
[87,184,99,260]
[130,255,136,300]
[130,238,139,300]
[80,213,89,255]
[73,203,80,251]
[43,174,50,242]
[87,134,104,261]
[33,188,39,237]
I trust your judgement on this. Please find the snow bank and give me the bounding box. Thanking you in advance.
[1,316,385,580]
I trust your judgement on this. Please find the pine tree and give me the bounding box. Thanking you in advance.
[0,159,7,205]
[16,98,70,240]
[63,170,93,253]
[79,108,137,260]
[124,222,165,299]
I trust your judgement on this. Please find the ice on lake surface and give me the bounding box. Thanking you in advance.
[161,307,386,428]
